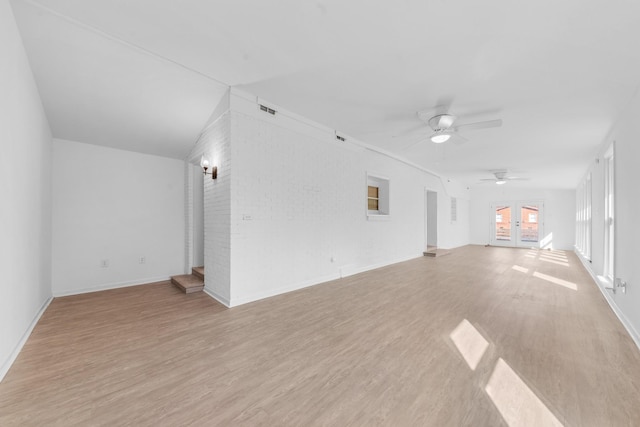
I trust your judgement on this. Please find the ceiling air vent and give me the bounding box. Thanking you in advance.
[259,104,276,115]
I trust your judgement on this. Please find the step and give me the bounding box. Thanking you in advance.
[423,248,452,258]
[171,274,204,294]
[192,266,204,280]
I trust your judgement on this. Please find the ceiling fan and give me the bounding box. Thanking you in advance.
[421,112,503,144]
[480,170,528,185]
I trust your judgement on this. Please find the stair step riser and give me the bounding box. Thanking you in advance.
[171,274,204,294]
[192,268,205,280]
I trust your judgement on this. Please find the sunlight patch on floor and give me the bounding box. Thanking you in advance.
[540,258,569,267]
[512,265,529,274]
[450,319,489,371]
[486,358,564,427]
[540,253,568,261]
[532,272,577,291]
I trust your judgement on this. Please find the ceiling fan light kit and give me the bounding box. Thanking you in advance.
[479,170,529,185]
[430,133,451,143]
[419,112,502,144]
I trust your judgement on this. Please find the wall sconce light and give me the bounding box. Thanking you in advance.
[200,155,217,180]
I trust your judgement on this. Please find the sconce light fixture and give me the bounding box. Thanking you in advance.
[200,155,217,180]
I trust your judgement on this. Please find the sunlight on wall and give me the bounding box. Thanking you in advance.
[540,232,553,249]
[450,319,489,371]
[486,358,564,427]
[532,272,577,291]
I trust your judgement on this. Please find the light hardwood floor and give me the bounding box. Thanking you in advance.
[1,245,639,426]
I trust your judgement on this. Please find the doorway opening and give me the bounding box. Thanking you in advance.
[192,164,205,268]
[425,190,438,253]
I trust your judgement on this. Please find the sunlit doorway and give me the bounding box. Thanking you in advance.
[491,202,544,248]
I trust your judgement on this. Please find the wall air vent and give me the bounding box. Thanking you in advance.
[259,104,276,115]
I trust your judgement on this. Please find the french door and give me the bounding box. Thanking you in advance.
[491,202,544,248]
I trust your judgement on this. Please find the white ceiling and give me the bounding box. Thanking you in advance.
[11,0,640,188]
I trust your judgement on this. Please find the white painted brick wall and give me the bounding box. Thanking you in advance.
[225,91,470,306]
[187,88,470,307]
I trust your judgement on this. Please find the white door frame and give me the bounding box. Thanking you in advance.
[490,200,544,248]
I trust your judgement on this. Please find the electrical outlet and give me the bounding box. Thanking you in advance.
[101,259,109,268]
[139,256,146,264]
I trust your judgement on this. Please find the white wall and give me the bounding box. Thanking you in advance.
[52,139,185,295]
[223,89,469,306]
[577,88,640,347]
[0,0,52,380]
[187,94,232,306]
[469,187,575,250]
[192,165,204,267]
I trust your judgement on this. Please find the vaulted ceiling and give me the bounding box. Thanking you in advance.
[11,0,640,188]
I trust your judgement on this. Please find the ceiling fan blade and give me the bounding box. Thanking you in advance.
[392,123,425,138]
[451,133,469,145]
[505,177,529,181]
[479,178,497,181]
[455,119,503,132]
[402,137,427,151]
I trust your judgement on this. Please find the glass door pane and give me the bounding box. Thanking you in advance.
[519,205,539,243]
[495,205,512,242]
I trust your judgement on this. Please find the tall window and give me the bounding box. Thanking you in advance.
[585,174,591,260]
[575,173,592,260]
[604,148,615,280]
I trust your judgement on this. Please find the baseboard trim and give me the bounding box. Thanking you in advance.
[227,253,425,308]
[229,272,342,307]
[575,250,640,351]
[0,296,52,383]
[53,276,171,297]
[340,253,426,279]
[203,287,231,308]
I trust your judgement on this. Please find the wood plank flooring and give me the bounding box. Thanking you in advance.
[1,245,639,426]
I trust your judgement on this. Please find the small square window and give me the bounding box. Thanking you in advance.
[367,186,379,210]
[366,174,389,216]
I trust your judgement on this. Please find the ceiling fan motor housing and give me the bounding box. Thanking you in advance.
[428,114,456,131]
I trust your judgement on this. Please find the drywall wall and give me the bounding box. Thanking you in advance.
[0,0,52,381]
[577,88,640,348]
[223,89,469,306]
[51,139,185,295]
[469,187,575,250]
[192,166,204,267]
